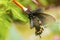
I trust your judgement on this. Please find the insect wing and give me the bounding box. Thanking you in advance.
[34,13,55,26]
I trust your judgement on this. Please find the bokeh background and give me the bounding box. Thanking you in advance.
[0,0,60,40]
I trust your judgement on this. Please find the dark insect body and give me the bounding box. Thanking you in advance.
[27,8,55,36]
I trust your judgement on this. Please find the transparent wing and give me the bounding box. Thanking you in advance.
[33,13,56,26]
[31,8,56,25]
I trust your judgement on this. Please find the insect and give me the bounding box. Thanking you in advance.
[13,0,55,37]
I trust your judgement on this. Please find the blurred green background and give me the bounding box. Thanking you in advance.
[0,0,60,40]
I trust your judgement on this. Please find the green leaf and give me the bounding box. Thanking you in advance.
[0,0,28,40]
